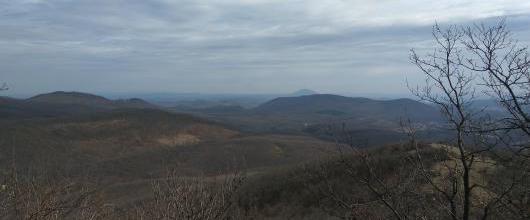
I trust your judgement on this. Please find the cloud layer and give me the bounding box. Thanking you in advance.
[2,0,530,96]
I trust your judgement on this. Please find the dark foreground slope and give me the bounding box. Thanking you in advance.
[0,108,335,177]
[236,143,527,219]
[0,108,337,207]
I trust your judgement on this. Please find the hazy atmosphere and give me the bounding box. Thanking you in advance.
[3,1,530,219]
[3,0,530,96]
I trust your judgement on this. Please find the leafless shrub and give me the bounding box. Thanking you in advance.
[132,170,245,220]
[0,173,104,220]
[303,124,444,220]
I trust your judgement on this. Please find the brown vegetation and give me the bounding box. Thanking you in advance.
[1,19,530,220]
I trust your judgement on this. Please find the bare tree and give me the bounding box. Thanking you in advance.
[408,20,530,220]
[461,18,530,219]
[462,19,530,139]
[410,23,478,220]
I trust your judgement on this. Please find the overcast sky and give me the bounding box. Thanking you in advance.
[2,0,530,97]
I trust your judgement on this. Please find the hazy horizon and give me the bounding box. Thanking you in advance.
[3,89,416,101]
[2,0,530,96]
[3,3,530,218]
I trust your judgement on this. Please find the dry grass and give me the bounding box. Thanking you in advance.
[156,133,201,146]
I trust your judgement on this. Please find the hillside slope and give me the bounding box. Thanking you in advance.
[166,94,445,145]
[0,108,336,180]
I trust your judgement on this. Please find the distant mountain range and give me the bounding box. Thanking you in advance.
[0,91,501,147]
[1,91,441,123]
[0,91,156,119]
[29,91,116,106]
[253,94,440,122]
[1,91,442,138]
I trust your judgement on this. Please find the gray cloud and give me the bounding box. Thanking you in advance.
[1,0,530,96]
